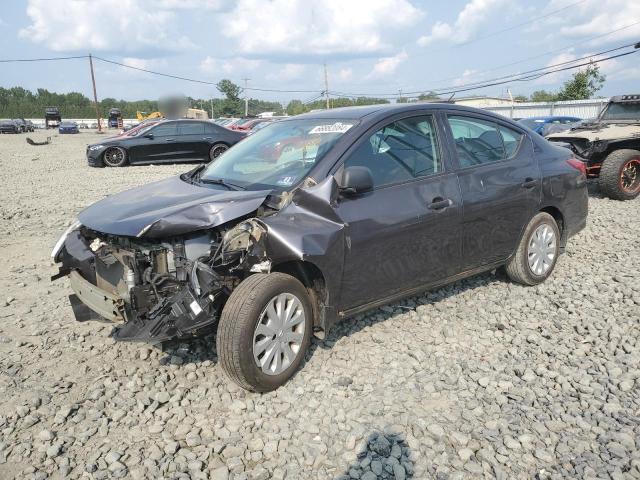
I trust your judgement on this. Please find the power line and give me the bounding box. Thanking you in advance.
[0,54,89,63]
[328,40,640,98]
[455,0,588,47]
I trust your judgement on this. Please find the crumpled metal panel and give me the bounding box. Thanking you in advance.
[260,176,347,331]
[78,175,271,238]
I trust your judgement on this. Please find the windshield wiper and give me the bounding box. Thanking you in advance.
[199,177,246,190]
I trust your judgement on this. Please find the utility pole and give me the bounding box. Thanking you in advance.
[398,88,403,103]
[242,78,250,117]
[88,53,102,132]
[324,63,330,109]
[210,98,214,119]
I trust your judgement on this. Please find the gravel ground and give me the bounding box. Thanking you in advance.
[0,129,638,480]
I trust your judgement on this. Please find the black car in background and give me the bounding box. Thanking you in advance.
[0,120,20,133]
[54,103,588,391]
[87,119,246,167]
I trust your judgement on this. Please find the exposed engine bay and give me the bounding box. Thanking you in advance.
[53,219,271,342]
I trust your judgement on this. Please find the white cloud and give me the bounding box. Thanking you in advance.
[542,0,640,44]
[368,51,408,78]
[222,0,422,59]
[19,0,197,54]
[417,0,508,46]
[337,68,354,82]
[453,69,478,87]
[266,64,306,82]
[199,56,262,76]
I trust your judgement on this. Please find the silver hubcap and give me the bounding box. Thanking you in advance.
[253,293,305,376]
[527,224,556,276]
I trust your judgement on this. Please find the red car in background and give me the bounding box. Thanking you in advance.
[229,118,273,132]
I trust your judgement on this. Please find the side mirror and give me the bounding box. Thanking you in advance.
[144,133,154,139]
[339,166,373,195]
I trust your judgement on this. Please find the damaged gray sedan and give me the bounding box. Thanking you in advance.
[52,104,587,391]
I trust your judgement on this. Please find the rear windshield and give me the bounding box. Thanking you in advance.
[601,102,640,121]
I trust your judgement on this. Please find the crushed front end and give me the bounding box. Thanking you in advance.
[51,220,269,343]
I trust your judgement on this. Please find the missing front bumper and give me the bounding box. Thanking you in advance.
[69,270,125,322]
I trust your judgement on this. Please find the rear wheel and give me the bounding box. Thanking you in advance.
[599,149,640,200]
[209,143,228,161]
[217,273,312,392]
[103,147,128,167]
[506,212,560,286]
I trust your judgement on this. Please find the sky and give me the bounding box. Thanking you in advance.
[1,0,639,104]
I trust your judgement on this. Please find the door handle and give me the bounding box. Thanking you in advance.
[203,137,212,140]
[521,178,538,189]
[165,138,175,142]
[428,197,452,210]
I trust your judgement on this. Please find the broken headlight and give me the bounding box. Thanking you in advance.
[51,219,82,260]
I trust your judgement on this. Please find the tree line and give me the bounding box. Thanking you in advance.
[0,65,606,119]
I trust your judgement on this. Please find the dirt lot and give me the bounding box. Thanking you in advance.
[0,129,638,480]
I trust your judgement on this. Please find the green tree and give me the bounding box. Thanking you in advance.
[418,91,441,101]
[513,94,528,102]
[529,90,558,102]
[556,64,606,101]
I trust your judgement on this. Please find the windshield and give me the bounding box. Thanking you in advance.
[601,102,640,121]
[199,118,356,190]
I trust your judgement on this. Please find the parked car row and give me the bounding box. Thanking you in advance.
[0,118,35,133]
[213,116,286,134]
[515,95,640,200]
[59,103,590,391]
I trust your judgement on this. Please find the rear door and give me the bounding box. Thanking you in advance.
[335,113,463,309]
[443,112,540,269]
[177,121,207,160]
[129,122,179,163]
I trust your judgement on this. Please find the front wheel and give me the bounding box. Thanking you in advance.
[216,273,312,392]
[599,149,640,200]
[209,143,228,161]
[103,147,128,167]
[505,212,560,286]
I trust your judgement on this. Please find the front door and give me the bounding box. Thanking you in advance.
[444,113,541,269]
[130,121,179,163]
[335,114,463,309]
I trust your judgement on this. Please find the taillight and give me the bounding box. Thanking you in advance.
[567,158,586,177]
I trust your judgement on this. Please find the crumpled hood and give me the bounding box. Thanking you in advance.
[547,123,640,142]
[78,175,271,238]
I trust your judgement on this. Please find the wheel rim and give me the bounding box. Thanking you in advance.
[104,147,124,166]
[620,159,640,193]
[210,144,228,160]
[527,224,556,276]
[252,293,305,376]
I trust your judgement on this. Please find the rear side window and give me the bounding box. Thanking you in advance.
[204,123,222,134]
[447,115,523,167]
[344,115,442,188]
[150,123,177,137]
[178,122,205,135]
[497,125,524,158]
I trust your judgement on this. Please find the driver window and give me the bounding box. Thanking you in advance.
[150,122,177,137]
[447,116,505,168]
[344,115,442,188]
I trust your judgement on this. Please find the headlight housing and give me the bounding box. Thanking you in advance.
[51,220,82,260]
[88,144,105,151]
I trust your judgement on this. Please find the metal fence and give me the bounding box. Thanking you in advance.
[481,98,609,119]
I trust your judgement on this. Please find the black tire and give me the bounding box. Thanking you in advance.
[102,146,128,167]
[217,273,313,392]
[505,212,560,286]
[599,149,640,201]
[209,143,228,161]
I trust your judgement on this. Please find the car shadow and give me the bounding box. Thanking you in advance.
[307,268,508,360]
[335,429,415,480]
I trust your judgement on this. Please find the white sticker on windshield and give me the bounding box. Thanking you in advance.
[276,176,296,186]
[309,122,353,134]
